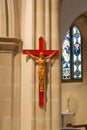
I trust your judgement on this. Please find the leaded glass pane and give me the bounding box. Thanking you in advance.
[72,25,82,79]
[62,30,70,80]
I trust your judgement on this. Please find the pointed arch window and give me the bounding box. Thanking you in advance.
[62,25,83,82]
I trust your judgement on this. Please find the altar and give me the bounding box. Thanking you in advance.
[61,112,74,127]
[62,128,80,130]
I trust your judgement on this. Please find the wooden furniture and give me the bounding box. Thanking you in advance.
[72,124,87,130]
[62,128,80,130]
[61,112,87,130]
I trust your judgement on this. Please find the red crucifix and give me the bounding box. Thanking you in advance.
[23,37,60,107]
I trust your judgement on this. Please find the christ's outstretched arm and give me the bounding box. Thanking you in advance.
[26,51,39,60]
[45,51,57,60]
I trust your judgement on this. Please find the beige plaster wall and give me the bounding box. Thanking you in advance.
[61,41,87,124]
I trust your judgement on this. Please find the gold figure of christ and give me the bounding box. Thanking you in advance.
[26,51,56,92]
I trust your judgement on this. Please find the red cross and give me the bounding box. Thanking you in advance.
[23,37,60,56]
[23,37,60,107]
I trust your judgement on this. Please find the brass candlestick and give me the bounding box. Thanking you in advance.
[66,98,70,113]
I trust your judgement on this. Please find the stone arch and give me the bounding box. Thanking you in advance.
[60,0,87,44]
[2,0,21,37]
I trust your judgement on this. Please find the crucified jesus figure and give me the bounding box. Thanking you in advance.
[26,51,57,92]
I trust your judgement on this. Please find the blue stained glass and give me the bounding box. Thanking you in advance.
[62,25,82,81]
[72,25,82,79]
[62,30,70,80]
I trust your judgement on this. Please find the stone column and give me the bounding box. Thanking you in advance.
[35,0,45,40]
[32,0,61,130]
[0,37,22,130]
[32,1,45,130]
[44,0,61,130]
[51,0,61,130]
[44,1,51,130]
[0,0,7,36]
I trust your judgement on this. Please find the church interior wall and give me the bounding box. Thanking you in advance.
[61,0,87,126]
[61,49,87,123]
[1,0,87,130]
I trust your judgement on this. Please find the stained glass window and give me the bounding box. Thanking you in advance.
[62,25,82,82]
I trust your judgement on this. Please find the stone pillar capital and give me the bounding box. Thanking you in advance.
[0,37,23,54]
